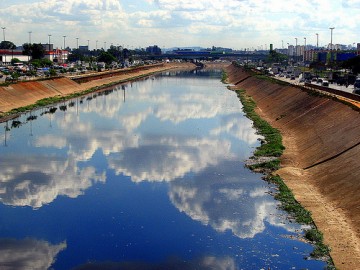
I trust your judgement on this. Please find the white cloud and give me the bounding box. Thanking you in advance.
[0,238,66,270]
[169,161,304,238]
[0,0,357,49]
[0,155,106,208]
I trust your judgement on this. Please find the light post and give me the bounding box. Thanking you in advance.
[329,27,335,50]
[1,27,5,64]
[304,37,306,62]
[316,33,319,49]
[63,36,66,63]
[28,31,32,63]
[87,39,90,50]
[76,37,79,49]
[48,34,51,46]
[295,37,298,62]
[1,27,5,41]
[286,42,289,56]
[329,27,335,63]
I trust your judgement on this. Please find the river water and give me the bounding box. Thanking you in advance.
[0,70,327,269]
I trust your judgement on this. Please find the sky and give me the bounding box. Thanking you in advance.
[0,0,359,50]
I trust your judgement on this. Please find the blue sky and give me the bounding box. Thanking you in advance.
[0,0,359,50]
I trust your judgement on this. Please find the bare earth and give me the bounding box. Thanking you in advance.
[226,64,360,269]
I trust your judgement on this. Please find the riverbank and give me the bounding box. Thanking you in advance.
[0,62,196,122]
[226,64,360,269]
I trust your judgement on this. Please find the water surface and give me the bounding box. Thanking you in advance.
[0,70,326,269]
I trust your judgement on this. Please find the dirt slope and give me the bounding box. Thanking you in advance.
[226,64,360,269]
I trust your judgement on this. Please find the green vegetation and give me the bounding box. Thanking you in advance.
[221,71,228,83]
[230,85,334,267]
[235,89,284,157]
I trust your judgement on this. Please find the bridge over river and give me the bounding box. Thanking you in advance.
[139,52,268,61]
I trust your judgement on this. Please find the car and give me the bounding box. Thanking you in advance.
[290,75,295,80]
[317,78,323,84]
[354,78,360,93]
[353,89,360,95]
[322,80,329,87]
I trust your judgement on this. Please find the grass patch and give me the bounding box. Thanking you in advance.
[221,71,228,83]
[268,175,312,224]
[231,85,334,267]
[235,89,285,157]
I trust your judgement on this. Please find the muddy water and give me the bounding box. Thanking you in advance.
[0,70,327,269]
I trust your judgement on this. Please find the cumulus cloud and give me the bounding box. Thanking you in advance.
[0,155,106,208]
[108,135,234,182]
[169,161,302,238]
[0,0,357,48]
[0,238,66,270]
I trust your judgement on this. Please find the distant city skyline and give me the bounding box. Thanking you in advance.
[0,0,359,50]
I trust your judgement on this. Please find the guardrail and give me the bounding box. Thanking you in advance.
[304,83,360,102]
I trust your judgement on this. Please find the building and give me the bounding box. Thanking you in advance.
[0,49,32,65]
[146,45,162,55]
[44,49,69,63]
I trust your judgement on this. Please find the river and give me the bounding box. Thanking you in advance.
[0,69,327,269]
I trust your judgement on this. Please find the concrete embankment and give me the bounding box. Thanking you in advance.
[226,64,360,269]
[0,62,195,118]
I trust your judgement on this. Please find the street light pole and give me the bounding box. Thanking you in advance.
[1,27,5,41]
[28,31,32,63]
[304,37,306,62]
[76,37,79,49]
[63,36,66,64]
[295,37,298,62]
[316,33,319,49]
[329,27,335,50]
[87,39,90,50]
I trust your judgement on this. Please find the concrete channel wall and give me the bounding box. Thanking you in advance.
[0,63,174,116]
[226,64,360,269]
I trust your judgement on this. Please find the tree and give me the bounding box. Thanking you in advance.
[341,56,360,75]
[67,48,85,62]
[22,43,45,59]
[11,58,21,65]
[97,51,116,65]
[266,50,288,64]
[0,41,16,49]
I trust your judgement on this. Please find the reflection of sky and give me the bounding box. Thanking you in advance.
[0,72,260,208]
[0,71,327,269]
[169,160,302,239]
[0,238,66,270]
